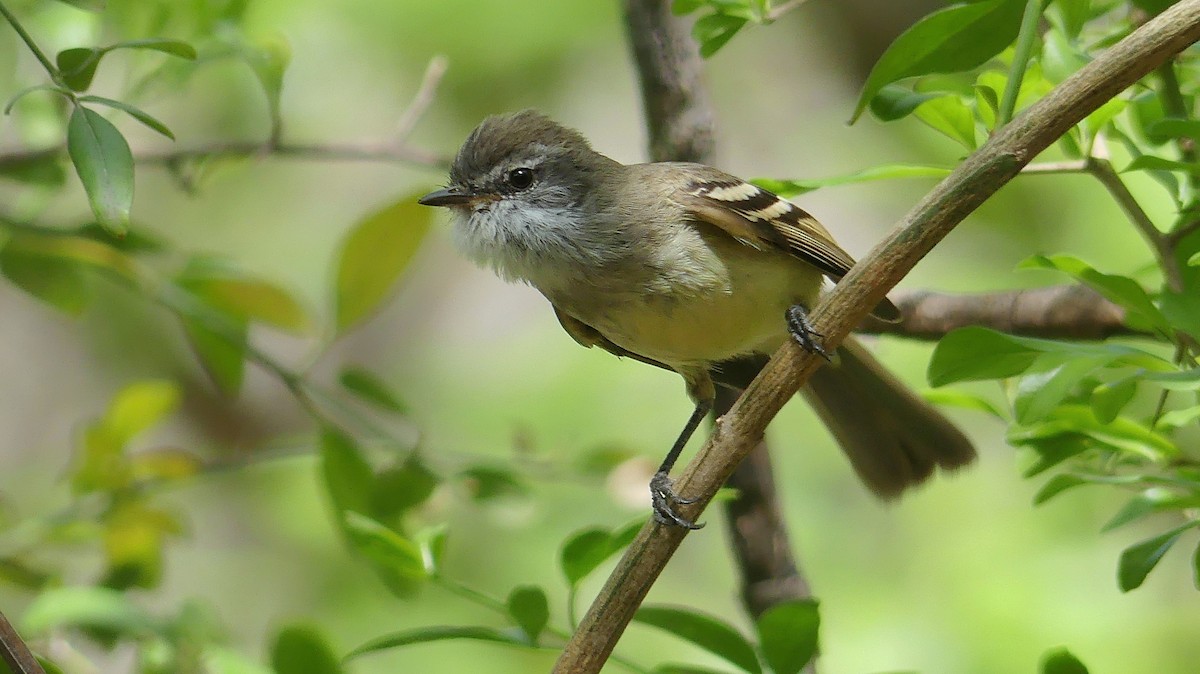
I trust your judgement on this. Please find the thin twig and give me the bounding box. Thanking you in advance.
[0,608,45,674]
[554,3,1200,671]
[766,0,812,22]
[997,0,1046,127]
[0,1,61,87]
[394,55,449,142]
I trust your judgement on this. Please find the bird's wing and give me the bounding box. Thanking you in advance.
[552,305,675,373]
[673,165,899,320]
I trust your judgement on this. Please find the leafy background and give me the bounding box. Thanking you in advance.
[1,0,1198,672]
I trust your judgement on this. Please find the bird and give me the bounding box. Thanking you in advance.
[420,110,975,528]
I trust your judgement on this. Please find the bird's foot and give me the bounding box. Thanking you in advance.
[786,304,831,361]
[650,471,704,530]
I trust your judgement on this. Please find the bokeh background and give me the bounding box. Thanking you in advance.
[2,1,1197,672]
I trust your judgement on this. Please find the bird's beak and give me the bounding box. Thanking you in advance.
[419,185,473,207]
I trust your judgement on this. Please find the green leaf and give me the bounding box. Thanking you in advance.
[693,13,748,58]
[0,231,137,281]
[1156,405,1200,430]
[756,600,819,674]
[1018,255,1171,335]
[416,524,448,576]
[1032,473,1090,505]
[53,0,107,10]
[177,265,310,333]
[458,466,527,502]
[1162,286,1200,342]
[868,85,944,121]
[752,164,950,197]
[1041,647,1089,674]
[1131,0,1183,16]
[56,47,102,91]
[78,96,175,140]
[340,367,407,413]
[0,237,91,314]
[929,326,1167,386]
[335,193,433,332]
[346,626,543,660]
[672,0,706,15]
[1123,155,1200,176]
[342,512,427,582]
[560,528,619,586]
[67,105,134,234]
[240,34,290,132]
[271,624,345,674]
[1117,522,1196,591]
[181,315,247,396]
[913,95,977,149]
[851,0,1026,122]
[1194,538,1200,590]
[369,458,439,519]
[651,666,741,674]
[22,586,157,635]
[1091,378,1137,424]
[108,38,197,60]
[506,586,549,642]
[1146,118,1200,143]
[103,380,180,447]
[634,605,761,674]
[1009,404,1178,465]
[1012,356,1107,424]
[319,429,374,519]
[0,152,66,186]
[920,388,1007,419]
[1102,489,1197,532]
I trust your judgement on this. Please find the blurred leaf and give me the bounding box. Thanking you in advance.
[1156,405,1200,430]
[920,388,1007,419]
[560,529,612,586]
[1102,489,1198,532]
[868,85,943,121]
[1033,473,1091,505]
[693,13,747,58]
[78,96,174,139]
[672,0,706,14]
[76,222,163,253]
[458,466,527,502]
[1117,522,1195,591]
[913,95,977,149]
[204,646,275,674]
[342,512,427,583]
[1194,539,1200,590]
[369,458,439,519]
[103,380,180,447]
[241,34,290,131]
[634,606,761,674]
[53,0,106,10]
[575,444,640,476]
[0,152,66,186]
[56,47,102,91]
[181,315,247,396]
[1130,0,1182,16]
[1161,286,1200,342]
[346,625,542,660]
[102,502,180,590]
[108,38,197,60]
[0,239,90,314]
[334,193,433,332]
[1042,647,1089,674]
[0,230,138,289]
[271,624,344,674]
[929,327,1168,386]
[1123,155,1200,176]
[67,106,134,234]
[130,447,204,483]
[651,666,740,674]
[1019,255,1171,335]
[1013,356,1107,424]
[1146,118,1200,143]
[756,599,819,674]
[851,0,1025,122]
[340,367,408,413]
[177,267,310,333]
[506,586,549,642]
[1091,378,1137,423]
[0,557,54,590]
[415,524,447,576]
[22,586,157,635]
[752,164,950,197]
[319,429,374,519]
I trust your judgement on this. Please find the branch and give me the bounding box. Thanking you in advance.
[554,2,1200,671]
[0,608,44,674]
[858,285,1134,340]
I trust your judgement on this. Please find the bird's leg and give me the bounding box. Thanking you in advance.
[650,397,712,530]
[786,303,832,361]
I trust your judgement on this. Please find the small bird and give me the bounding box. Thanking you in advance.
[421,110,975,528]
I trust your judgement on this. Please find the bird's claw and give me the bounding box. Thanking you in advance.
[650,471,704,530]
[786,305,831,361]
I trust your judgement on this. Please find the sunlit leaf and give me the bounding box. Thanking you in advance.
[693,13,747,57]
[102,502,180,589]
[22,586,158,635]
[342,512,427,582]
[334,193,433,332]
[506,586,549,642]
[271,624,345,674]
[920,388,1007,419]
[634,605,761,674]
[67,106,134,234]
[1012,356,1107,424]
[756,599,819,674]
[130,447,204,483]
[102,380,180,447]
[177,269,310,333]
[913,95,977,149]
[851,0,1026,122]
[1117,522,1195,591]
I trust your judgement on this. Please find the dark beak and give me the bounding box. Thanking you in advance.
[419,185,473,207]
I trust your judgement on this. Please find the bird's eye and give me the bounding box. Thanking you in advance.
[507,167,534,190]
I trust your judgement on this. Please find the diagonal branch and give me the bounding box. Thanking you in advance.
[0,609,44,674]
[553,2,1200,671]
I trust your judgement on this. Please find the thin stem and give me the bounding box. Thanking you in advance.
[997,0,1046,127]
[766,0,811,22]
[394,55,448,141]
[0,1,62,86]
